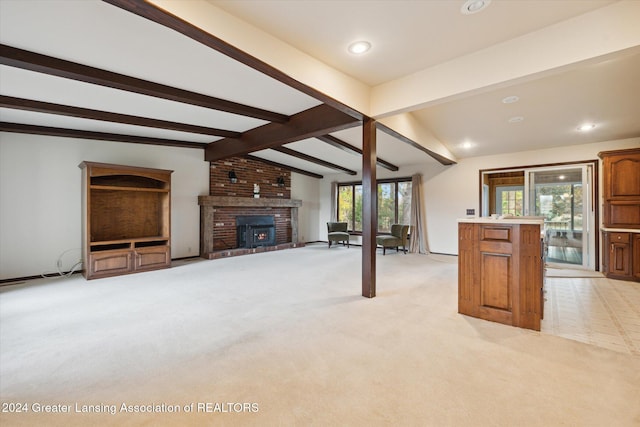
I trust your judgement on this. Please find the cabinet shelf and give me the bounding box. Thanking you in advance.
[90,237,170,252]
[90,236,169,246]
[90,185,170,193]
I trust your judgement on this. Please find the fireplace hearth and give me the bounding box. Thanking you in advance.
[236,215,276,248]
[198,196,302,257]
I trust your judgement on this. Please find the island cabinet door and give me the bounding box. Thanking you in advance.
[517,224,543,331]
[458,223,477,317]
[633,234,640,281]
[476,224,515,327]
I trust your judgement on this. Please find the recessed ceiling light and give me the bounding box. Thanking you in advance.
[461,0,491,15]
[508,116,524,123]
[577,123,596,132]
[502,95,519,104]
[348,41,371,55]
[461,141,474,149]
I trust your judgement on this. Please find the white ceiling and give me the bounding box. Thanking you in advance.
[210,0,617,86]
[1,0,639,176]
[210,0,640,159]
[414,50,640,158]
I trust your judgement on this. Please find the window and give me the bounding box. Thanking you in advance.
[378,183,395,232]
[337,178,412,233]
[496,186,523,216]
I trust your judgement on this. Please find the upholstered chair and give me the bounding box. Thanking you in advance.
[376,224,410,255]
[327,222,350,248]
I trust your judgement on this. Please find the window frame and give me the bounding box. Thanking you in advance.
[495,185,524,216]
[337,177,412,234]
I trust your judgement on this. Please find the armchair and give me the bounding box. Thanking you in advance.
[327,222,350,248]
[376,224,409,255]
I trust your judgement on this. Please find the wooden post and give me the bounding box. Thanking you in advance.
[200,205,214,257]
[291,207,299,243]
[362,118,377,298]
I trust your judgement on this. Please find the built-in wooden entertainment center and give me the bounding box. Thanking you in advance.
[79,161,172,280]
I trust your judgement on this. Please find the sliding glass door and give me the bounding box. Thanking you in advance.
[525,165,593,268]
[481,162,596,269]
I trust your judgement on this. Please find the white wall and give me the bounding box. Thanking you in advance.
[424,138,640,255]
[316,138,639,256]
[0,133,209,280]
[291,172,320,243]
[2,133,636,280]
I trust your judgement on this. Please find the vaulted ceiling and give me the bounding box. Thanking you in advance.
[1,0,639,178]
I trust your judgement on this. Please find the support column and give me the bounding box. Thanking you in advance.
[291,207,299,243]
[200,206,214,256]
[362,118,377,298]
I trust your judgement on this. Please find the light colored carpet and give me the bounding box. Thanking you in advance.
[1,244,639,426]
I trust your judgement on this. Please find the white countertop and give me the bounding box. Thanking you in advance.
[458,217,545,225]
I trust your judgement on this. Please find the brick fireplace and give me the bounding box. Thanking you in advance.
[198,196,303,258]
[199,157,303,258]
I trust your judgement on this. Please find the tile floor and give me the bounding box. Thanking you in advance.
[542,272,640,356]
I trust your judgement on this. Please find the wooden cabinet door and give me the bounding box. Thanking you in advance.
[477,224,514,326]
[134,246,171,271]
[633,234,640,280]
[458,223,477,317]
[609,239,630,277]
[607,155,640,198]
[89,250,132,278]
[601,150,640,228]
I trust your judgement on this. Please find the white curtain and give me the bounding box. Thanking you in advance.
[330,181,338,222]
[409,174,429,254]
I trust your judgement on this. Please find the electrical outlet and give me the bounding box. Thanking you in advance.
[466,208,475,216]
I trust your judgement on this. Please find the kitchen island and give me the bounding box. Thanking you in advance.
[458,217,545,331]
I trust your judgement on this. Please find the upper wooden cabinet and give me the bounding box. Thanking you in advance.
[79,161,173,279]
[599,148,640,229]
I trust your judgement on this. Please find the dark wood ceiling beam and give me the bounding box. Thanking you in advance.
[0,95,240,138]
[103,0,364,121]
[0,44,288,124]
[0,122,205,149]
[205,104,359,161]
[246,155,323,179]
[376,122,457,166]
[273,146,357,175]
[316,134,399,171]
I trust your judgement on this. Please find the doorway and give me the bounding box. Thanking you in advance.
[526,165,592,268]
[481,162,597,270]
